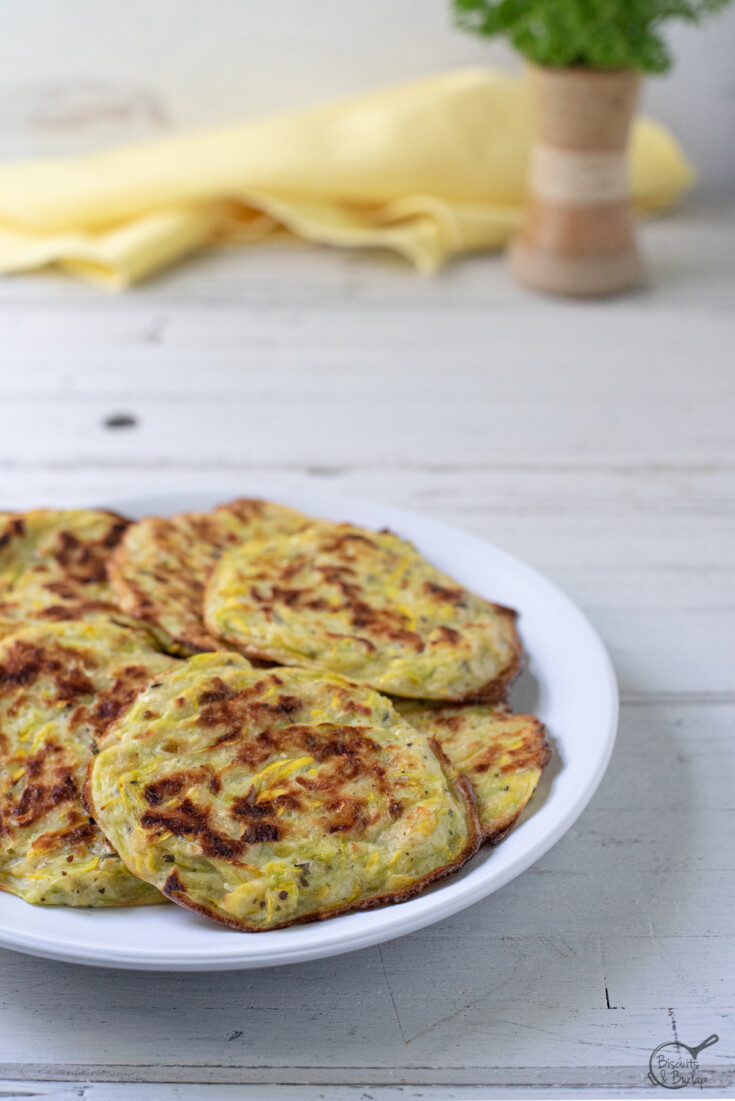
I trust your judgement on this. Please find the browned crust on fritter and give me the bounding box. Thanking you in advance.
[479,716,550,843]
[476,714,550,843]
[231,607,522,705]
[0,508,129,564]
[107,498,303,655]
[397,701,551,844]
[215,607,521,704]
[86,715,483,933]
[107,537,215,654]
[427,734,482,853]
[1,633,169,837]
[81,753,98,819]
[82,754,100,819]
[203,525,524,702]
[452,604,523,704]
[0,619,177,906]
[207,596,522,707]
[0,508,129,625]
[152,736,481,932]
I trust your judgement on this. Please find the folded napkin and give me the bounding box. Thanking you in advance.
[0,68,693,288]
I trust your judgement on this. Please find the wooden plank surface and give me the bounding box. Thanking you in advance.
[0,204,733,1099]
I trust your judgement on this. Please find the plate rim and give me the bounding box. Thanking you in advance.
[0,488,618,970]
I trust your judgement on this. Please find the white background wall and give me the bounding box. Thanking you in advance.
[0,0,732,195]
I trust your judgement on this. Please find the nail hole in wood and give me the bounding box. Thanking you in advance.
[104,413,138,429]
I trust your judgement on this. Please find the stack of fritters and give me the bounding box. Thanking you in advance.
[1,499,550,930]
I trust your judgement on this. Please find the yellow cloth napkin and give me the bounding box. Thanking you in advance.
[0,68,693,288]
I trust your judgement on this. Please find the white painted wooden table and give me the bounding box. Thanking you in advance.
[0,202,733,1100]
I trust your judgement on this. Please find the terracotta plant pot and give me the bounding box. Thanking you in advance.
[509,66,645,297]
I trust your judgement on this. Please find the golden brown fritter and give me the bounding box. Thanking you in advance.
[0,615,176,906]
[205,521,521,701]
[108,498,309,654]
[85,653,481,930]
[0,509,128,640]
[394,699,550,843]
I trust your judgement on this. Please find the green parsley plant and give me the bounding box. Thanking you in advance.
[453,0,732,71]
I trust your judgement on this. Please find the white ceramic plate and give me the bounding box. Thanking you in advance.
[0,489,617,970]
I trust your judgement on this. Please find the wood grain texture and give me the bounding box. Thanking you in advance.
[0,203,733,1099]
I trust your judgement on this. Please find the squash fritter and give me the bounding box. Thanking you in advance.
[0,509,128,640]
[108,498,309,654]
[85,653,481,931]
[204,522,521,702]
[0,615,176,906]
[393,700,550,843]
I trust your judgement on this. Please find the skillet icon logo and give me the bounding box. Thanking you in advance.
[648,1033,719,1089]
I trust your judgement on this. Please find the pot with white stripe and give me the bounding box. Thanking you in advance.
[509,66,645,297]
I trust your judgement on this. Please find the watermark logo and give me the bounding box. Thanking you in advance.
[648,1033,719,1089]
